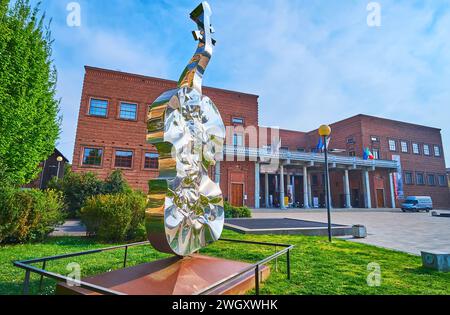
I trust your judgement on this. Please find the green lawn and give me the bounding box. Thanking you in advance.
[1,230,449,295]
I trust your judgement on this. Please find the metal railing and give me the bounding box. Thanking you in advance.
[223,145,399,169]
[13,239,293,296]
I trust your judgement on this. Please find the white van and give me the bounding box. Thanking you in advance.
[401,196,433,212]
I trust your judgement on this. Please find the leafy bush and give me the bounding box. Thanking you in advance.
[224,201,252,218]
[48,168,130,218]
[80,191,146,242]
[0,187,66,243]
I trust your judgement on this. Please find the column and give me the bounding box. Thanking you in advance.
[362,170,372,208]
[389,172,396,208]
[274,174,279,208]
[344,169,352,208]
[303,166,310,208]
[291,175,295,205]
[287,172,291,207]
[214,161,221,184]
[307,172,312,207]
[280,164,286,209]
[264,173,269,208]
[255,163,260,209]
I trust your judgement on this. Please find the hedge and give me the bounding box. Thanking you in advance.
[80,190,146,242]
[224,201,252,218]
[0,187,66,243]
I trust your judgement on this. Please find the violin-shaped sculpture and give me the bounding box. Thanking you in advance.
[146,2,225,256]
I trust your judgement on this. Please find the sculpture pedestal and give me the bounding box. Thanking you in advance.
[56,255,270,295]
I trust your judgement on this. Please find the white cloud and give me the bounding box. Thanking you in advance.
[41,0,450,165]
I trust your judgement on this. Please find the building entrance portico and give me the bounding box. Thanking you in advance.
[249,148,399,210]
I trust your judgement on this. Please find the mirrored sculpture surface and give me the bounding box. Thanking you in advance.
[146,2,225,256]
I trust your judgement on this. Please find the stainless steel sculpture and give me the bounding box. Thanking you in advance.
[146,2,225,256]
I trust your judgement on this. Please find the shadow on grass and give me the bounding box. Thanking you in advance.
[404,266,445,276]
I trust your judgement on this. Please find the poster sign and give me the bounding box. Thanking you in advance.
[391,155,404,199]
[313,197,319,208]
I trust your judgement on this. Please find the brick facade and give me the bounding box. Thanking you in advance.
[73,67,450,209]
[72,66,259,205]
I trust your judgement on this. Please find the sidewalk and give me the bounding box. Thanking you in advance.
[50,220,87,237]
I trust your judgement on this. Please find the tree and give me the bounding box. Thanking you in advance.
[0,0,60,186]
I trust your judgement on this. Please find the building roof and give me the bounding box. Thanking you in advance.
[84,66,260,99]
[334,114,442,131]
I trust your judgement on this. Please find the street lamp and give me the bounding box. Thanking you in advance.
[318,124,332,242]
[56,156,63,179]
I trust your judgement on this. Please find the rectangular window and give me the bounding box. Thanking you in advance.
[404,172,413,185]
[388,139,397,151]
[280,146,289,152]
[348,151,356,157]
[233,133,244,146]
[416,173,425,185]
[434,145,441,157]
[119,102,137,120]
[115,150,133,168]
[144,152,159,169]
[372,148,380,160]
[423,144,430,156]
[438,175,446,186]
[400,141,408,153]
[347,137,355,144]
[427,174,435,186]
[82,148,103,166]
[412,143,420,154]
[89,99,108,117]
[371,136,380,143]
[297,147,305,152]
[231,117,244,125]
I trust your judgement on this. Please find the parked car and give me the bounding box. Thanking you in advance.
[401,196,433,212]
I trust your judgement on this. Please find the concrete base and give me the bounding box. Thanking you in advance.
[225,218,353,236]
[56,255,270,295]
[421,251,450,272]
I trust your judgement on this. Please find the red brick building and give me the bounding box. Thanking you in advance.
[72,67,450,209]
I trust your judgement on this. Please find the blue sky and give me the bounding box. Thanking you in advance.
[32,0,450,165]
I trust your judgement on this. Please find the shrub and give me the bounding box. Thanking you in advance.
[224,201,252,218]
[48,169,130,218]
[80,190,146,242]
[0,187,66,243]
[103,170,132,194]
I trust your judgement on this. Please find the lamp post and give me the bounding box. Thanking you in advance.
[318,124,332,242]
[56,156,63,180]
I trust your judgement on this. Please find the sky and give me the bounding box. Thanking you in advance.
[30,0,450,165]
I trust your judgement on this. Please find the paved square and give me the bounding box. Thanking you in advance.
[252,209,450,255]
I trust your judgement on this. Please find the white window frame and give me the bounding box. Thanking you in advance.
[400,141,408,153]
[372,148,380,160]
[423,144,430,156]
[434,145,441,157]
[388,139,396,151]
[412,143,420,154]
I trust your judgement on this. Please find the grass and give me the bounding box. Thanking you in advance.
[1,230,449,295]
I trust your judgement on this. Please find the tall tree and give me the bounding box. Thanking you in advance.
[0,0,60,186]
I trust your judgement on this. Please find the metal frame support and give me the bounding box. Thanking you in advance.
[23,270,31,295]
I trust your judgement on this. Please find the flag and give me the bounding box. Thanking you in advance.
[316,136,331,152]
[316,137,324,151]
[363,147,374,160]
